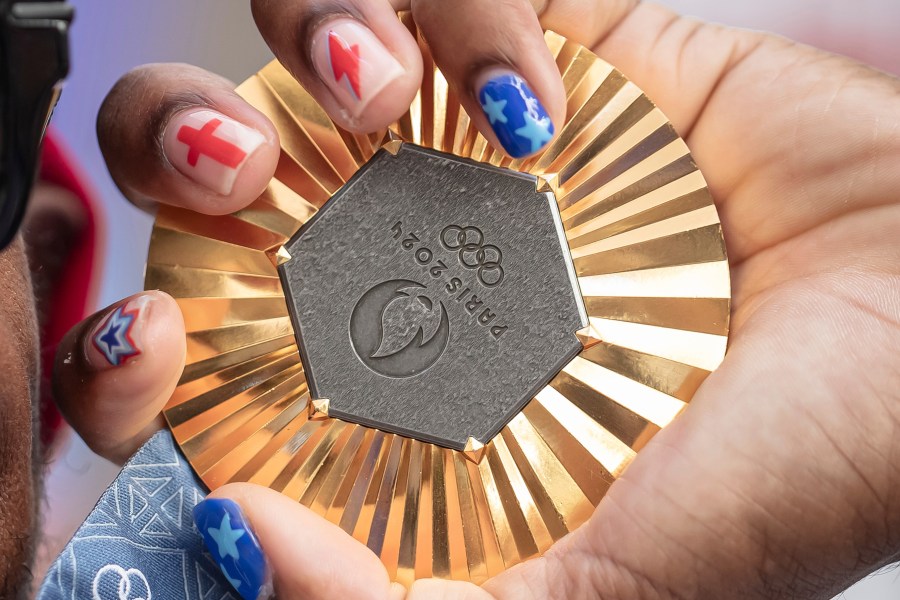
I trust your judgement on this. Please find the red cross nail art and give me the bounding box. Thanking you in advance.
[164,110,265,195]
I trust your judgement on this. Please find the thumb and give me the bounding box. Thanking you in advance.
[53,291,185,463]
[193,483,397,600]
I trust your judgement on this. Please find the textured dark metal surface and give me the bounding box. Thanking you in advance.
[280,142,586,450]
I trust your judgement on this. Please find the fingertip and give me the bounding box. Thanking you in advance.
[410,0,565,159]
[307,16,423,132]
[99,63,281,216]
[251,0,423,134]
[161,104,280,215]
[206,483,393,599]
[473,68,560,159]
[81,290,184,373]
[55,291,186,462]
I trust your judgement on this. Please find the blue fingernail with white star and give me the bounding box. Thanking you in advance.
[86,295,150,369]
[478,72,554,158]
[193,498,270,600]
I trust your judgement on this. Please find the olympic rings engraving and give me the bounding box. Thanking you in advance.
[440,225,505,287]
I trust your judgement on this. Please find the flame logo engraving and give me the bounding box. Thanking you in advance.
[349,279,450,378]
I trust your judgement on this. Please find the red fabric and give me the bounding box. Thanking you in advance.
[37,129,104,446]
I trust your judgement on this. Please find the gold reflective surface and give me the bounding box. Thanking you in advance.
[146,30,731,585]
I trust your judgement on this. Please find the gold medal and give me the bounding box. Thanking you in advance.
[146,29,730,585]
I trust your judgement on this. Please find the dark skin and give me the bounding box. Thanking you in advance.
[0,237,38,599]
[1,1,899,598]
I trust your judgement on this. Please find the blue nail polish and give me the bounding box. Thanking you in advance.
[193,498,267,600]
[478,73,555,158]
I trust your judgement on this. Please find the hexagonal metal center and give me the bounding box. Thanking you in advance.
[279,142,586,450]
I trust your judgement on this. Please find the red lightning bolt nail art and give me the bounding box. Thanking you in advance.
[328,30,362,100]
[313,20,404,117]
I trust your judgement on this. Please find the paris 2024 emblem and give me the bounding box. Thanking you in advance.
[349,279,450,378]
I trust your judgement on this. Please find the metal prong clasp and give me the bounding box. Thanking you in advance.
[534,173,559,195]
[381,140,403,156]
[576,323,602,350]
[308,398,330,420]
[380,130,403,156]
[461,437,487,464]
[267,245,292,267]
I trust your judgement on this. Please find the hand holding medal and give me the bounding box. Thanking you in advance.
[49,1,900,599]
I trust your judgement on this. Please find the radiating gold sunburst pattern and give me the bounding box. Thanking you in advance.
[146,29,730,585]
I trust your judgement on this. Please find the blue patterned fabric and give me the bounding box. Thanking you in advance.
[37,430,238,600]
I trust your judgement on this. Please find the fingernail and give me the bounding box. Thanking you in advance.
[85,294,153,370]
[193,498,269,600]
[163,109,266,195]
[311,18,405,118]
[477,71,555,158]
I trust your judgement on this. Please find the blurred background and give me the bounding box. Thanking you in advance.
[36,1,900,597]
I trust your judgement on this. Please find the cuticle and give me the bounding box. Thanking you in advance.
[465,56,518,98]
[155,92,220,166]
[298,5,366,77]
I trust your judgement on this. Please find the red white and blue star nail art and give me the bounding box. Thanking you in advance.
[478,73,555,158]
[92,304,142,367]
